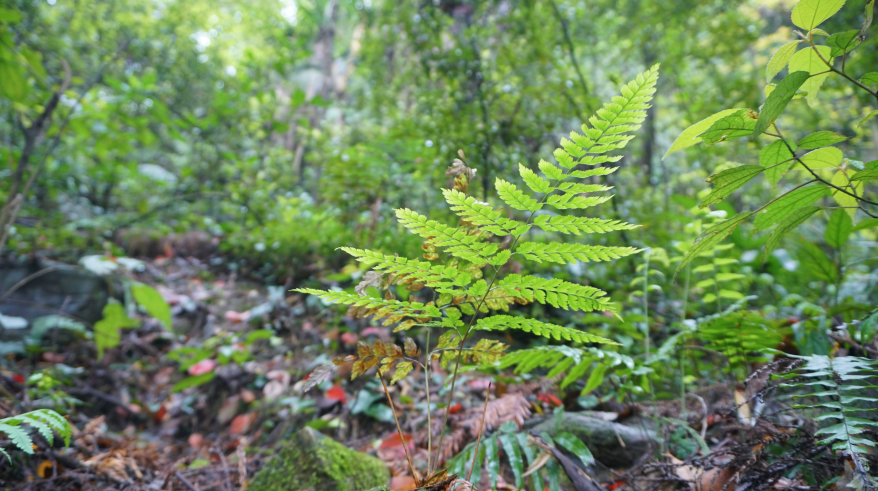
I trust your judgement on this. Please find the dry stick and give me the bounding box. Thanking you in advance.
[424,329,434,476]
[466,382,492,484]
[213,446,233,491]
[379,374,417,482]
[174,470,201,491]
[0,266,59,300]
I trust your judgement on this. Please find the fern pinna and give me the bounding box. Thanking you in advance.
[295,64,659,484]
[0,409,72,463]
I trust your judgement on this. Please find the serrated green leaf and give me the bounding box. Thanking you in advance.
[664,108,743,159]
[753,71,810,136]
[789,46,833,107]
[766,41,801,82]
[791,0,846,30]
[583,363,608,394]
[753,184,829,230]
[826,30,861,57]
[500,433,523,488]
[850,161,878,181]
[760,140,796,187]
[390,361,412,385]
[830,170,863,218]
[700,165,764,208]
[554,432,595,465]
[797,131,848,149]
[796,240,838,282]
[825,208,853,248]
[699,109,758,144]
[799,147,843,169]
[496,178,542,212]
[852,217,878,232]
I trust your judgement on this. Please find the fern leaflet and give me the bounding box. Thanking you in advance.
[0,409,72,462]
[339,248,472,288]
[516,242,641,264]
[532,214,639,235]
[395,208,497,264]
[442,189,531,237]
[475,315,617,345]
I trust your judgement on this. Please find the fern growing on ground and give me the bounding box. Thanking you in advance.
[777,355,878,491]
[295,64,659,484]
[0,409,72,463]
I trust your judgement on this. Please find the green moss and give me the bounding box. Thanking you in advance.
[248,427,390,491]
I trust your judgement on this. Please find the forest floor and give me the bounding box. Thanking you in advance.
[0,256,858,491]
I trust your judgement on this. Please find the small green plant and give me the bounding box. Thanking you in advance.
[0,409,72,463]
[665,0,878,272]
[296,65,660,485]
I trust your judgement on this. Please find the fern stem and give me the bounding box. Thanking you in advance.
[379,374,417,480]
[643,250,651,362]
[425,328,433,476]
[466,382,492,483]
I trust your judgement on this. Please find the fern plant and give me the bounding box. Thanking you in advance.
[296,64,660,485]
[0,409,72,463]
[665,0,878,273]
[777,355,878,491]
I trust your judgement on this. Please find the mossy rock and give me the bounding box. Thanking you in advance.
[248,426,390,491]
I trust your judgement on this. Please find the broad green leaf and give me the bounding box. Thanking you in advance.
[831,170,864,218]
[700,165,764,208]
[554,432,595,465]
[753,185,830,230]
[766,41,801,82]
[0,61,27,101]
[664,108,743,159]
[865,0,875,33]
[852,218,878,232]
[851,161,878,181]
[861,72,878,86]
[699,110,758,144]
[753,71,810,136]
[764,206,821,260]
[824,209,853,248]
[172,372,215,392]
[131,283,172,328]
[94,301,139,359]
[760,140,796,187]
[799,147,842,169]
[788,46,833,107]
[797,131,848,149]
[791,0,846,30]
[676,212,753,275]
[826,30,861,57]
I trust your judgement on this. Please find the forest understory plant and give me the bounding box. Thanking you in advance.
[295,65,660,488]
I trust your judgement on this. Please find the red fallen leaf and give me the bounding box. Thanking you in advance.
[154,405,168,423]
[224,310,250,324]
[12,374,24,384]
[325,385,347,404]
[537,393,563,407]
[390,475,417,491]
[379,432,414,449]
[188,433,204,448]
[188,359,217,376]
[230,413,255,435]
[604,480,627,490]
[240,389,256,403]
[340,332,359,344]
[448,403,463,414]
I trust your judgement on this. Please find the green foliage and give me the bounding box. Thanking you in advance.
[668,0,877,269]
[0,409,72,462]
[94,301,139,359]
[780,355,878,490]
[131,283,172,329]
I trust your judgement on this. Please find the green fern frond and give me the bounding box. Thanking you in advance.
[442,189,531,236]
[498,274,612,313]
[475,315,618,345]
[0,409,72,460]
[495,179,542,212]
[339,248,472,288]
[494,345,633,392]
[782,355,878,489]
[559,64,660,168]
[292,288,441,320]
[532,214,640,235]
[395,208,498,263]
[516,242,642,264]
[545,192,613,210]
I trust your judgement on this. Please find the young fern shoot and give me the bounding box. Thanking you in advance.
[294,64,659,483]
